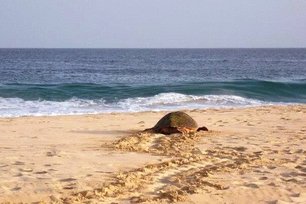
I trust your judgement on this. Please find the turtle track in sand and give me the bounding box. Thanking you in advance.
[60,131,284,203]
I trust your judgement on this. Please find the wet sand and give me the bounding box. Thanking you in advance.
[0,105,306,203]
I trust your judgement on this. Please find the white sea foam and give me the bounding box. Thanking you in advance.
[0,93,277,117]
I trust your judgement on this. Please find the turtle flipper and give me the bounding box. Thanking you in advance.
[177,127,189,135]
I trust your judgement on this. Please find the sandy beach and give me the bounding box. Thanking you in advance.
[0,105,306,203]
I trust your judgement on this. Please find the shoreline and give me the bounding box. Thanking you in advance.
[0,105,306,203]
[0,103,301,119]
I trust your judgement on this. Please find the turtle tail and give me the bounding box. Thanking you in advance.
[197,126,208,132]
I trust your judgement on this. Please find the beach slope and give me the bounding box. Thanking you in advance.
[0,105,305,203]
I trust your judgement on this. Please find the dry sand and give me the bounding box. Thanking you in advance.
[0,105,305,204]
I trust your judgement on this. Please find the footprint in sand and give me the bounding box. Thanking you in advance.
[48,168,58,172]
[280,171,299,178]
[46,150,58,157]
[13,173,23,177]
[244,183,259,188]
[290,192,306,203]
[10,186,22,191]
[63,185,76,190]
[35,171,48,174]
[60,178,77,182]
[281,178,299,183]
[294,149,303,154]
[0,164,8,168]
[231,146,247,152]
[13,161,25,165]
[59,178,77,190]
[266,200,278,204]
[295,165,306,173]
[19,168,33,172]
[259,176,268,180]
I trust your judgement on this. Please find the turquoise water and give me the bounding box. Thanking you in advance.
[0,49,306,117]
[1,80,305,102]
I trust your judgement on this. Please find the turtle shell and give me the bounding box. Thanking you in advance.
[152,111,198,134]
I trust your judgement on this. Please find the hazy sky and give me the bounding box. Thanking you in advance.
[0,0,306,48]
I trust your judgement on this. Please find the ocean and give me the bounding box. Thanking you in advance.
[0,48,306,117]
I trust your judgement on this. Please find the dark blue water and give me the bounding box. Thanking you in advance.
[1,49,306,116]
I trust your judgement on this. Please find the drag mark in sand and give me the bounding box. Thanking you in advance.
[61,130,287,203]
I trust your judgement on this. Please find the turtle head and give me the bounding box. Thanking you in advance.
[197,126,208,132]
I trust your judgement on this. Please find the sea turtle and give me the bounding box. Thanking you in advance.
[144,111,208,135]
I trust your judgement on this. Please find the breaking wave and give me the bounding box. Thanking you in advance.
[0,93,278,117]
